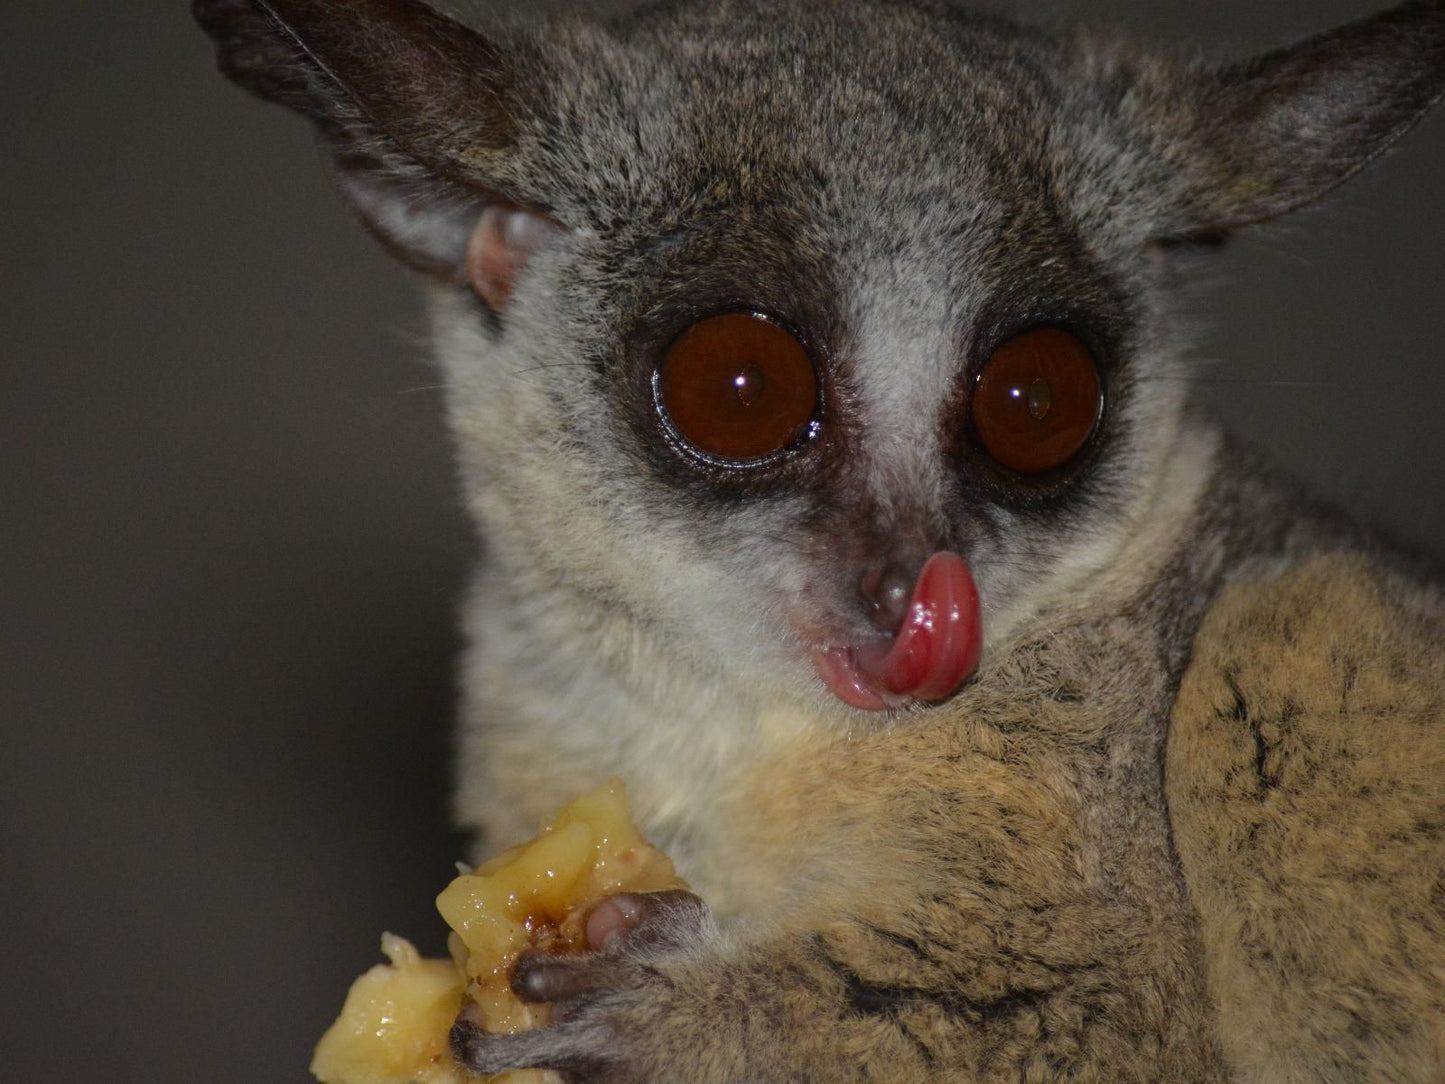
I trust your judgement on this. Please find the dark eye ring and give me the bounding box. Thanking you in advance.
[654,312,820,464]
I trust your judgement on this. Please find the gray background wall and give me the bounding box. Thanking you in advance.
[3,1,1441,1080]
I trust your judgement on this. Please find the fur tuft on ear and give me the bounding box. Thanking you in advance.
[1161,0,1445,236]
[193,0,548,279]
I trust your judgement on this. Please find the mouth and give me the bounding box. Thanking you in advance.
[812,551,982,711]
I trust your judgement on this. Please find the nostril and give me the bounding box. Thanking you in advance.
[860,564,914,633]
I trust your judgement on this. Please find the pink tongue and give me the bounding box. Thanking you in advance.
[816,552,982,711]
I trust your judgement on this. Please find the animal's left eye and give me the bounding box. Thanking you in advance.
[971,327,1102,474]
[655,312,819,463]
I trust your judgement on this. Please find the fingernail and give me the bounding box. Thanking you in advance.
[585,894,646,950]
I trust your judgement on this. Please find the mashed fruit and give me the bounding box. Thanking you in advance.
[311,779,683,1084]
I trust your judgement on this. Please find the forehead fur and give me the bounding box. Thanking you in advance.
[510,0,1138,233]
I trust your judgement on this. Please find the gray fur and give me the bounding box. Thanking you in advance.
[195,0,1445,1079]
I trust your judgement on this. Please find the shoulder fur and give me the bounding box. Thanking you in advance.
[1168,555,1445,1081]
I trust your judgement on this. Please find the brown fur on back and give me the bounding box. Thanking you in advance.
[1168,556,1445,1081]
[627,556,1445,1082]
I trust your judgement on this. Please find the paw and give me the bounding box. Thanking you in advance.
[449,890,711,1081]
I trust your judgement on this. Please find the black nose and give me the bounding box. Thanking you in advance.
[859,563,915,633]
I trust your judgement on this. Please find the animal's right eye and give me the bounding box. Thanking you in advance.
[654,313,819,463]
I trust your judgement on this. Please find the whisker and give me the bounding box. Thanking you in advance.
[511,361,598,376]
[1142,376,1328,388]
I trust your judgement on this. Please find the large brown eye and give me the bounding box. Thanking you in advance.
[656,313,819,462]
[971,327,1102,474]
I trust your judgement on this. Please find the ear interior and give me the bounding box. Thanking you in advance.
[197,0,548,280]
[464,206,565,312]
[330,168,480,281]
[248,0,521,174]
[1157,0,1445,236]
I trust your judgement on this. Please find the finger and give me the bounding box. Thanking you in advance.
[449,1015,611,1077]
[511,950,618,1004]
[584,893,649,950]
[595,889,710,953]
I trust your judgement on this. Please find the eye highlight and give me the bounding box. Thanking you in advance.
[655,313,819,463]
[971,327,1102,475]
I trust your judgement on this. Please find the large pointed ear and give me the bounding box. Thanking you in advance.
[193,0,547,280]
[1159,0,1445,237]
